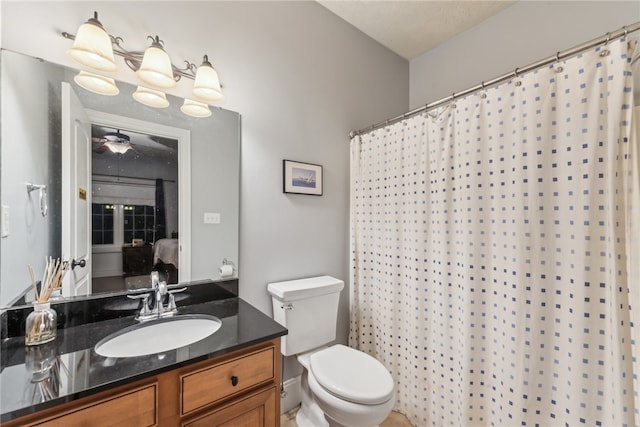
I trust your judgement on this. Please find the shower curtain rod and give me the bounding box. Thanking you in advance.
[349,21,640,139]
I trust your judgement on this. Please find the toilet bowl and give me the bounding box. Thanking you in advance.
[297,345,395,427]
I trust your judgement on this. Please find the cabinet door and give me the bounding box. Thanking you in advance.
[182,386,276,427]
[31,383,157,427]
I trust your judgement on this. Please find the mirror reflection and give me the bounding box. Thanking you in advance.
[1,49,241,308]
[91,125,179,293]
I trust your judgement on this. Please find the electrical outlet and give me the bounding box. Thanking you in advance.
[203,212,221,224]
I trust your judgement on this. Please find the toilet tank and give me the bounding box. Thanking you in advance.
[267,276,344,356]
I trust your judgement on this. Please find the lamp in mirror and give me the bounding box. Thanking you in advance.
[181,99,212,118]
[73,71,119,96]
[100,130,134,154]
[132,86,170,108]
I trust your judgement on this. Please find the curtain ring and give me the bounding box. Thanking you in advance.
[513,67,522,86]
[600,32,612,57]
[555,52,563,73]
[624,26,628,38]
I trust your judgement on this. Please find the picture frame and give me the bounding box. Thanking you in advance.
[283,160,323,196]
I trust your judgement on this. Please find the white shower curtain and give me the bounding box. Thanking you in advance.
[350,37,639,426]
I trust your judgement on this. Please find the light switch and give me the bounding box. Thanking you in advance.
[203,212,221,224]
[1,205,9,237]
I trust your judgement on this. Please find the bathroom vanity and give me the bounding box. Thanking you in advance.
[0,281,287,426]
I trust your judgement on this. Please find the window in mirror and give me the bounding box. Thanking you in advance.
[123,205,155,244]
[92,203,115,245]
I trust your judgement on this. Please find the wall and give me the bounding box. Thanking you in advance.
[0,53,63,306]
[410,1,640,110]
[0,0,409,365]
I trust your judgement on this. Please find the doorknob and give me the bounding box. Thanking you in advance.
[71,258,86,270]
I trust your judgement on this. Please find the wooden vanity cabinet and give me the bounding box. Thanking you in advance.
[3,338,281,427]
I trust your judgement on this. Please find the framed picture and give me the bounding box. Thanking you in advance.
[283,160,323,196]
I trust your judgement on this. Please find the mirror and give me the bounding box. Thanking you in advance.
[1,49,241,308]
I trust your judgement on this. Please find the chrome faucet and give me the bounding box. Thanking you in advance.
[129,271,186,321]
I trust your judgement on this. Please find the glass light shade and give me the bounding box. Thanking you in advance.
[132,86,170,108]
[67,15,117,72]
[136,42,176,89]
[73,71,119,96]
[181,99,212,118]
[192,57,224,103]
[103,141,133,154]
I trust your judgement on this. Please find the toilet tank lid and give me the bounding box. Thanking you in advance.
[267,276,344,301]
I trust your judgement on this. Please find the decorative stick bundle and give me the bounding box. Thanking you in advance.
[25,258,69,345]
[28,257,69,303]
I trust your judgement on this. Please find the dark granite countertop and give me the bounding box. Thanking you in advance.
[0,281,287,423]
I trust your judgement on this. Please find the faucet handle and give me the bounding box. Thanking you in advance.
[128,293,154,321]
[158,286,187,317]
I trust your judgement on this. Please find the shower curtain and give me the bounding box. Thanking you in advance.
[349,37,639,426]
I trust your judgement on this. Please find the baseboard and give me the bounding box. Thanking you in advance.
[281,375,302,414]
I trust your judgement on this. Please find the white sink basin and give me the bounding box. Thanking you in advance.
[95,314,222,358]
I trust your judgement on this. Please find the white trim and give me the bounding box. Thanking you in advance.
[85,110,192,282]
[281,375,302,414]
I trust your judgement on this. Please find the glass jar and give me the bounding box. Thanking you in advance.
[25,302,57,346]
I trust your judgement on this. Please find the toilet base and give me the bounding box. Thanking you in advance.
[296,372,329,427]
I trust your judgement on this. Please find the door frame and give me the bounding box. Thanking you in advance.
[85,109,192,283]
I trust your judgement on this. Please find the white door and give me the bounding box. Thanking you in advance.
[61,82,92,297]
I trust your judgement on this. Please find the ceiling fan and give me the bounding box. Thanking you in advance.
[92,130,136,154]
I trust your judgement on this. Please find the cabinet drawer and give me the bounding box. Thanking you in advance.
[182,386,276,427]
[181,346,275,415]
[34,382,157,427]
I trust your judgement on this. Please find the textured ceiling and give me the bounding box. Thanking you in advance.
[317,1,516,60]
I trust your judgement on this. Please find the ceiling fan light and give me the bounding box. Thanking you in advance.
[103,140,133,154]
[192,55,224,103]
[67,12,117,72]
[132,86,170,108]
[74,71,119,96]
[136,37,176,89]
[181,99,212,118]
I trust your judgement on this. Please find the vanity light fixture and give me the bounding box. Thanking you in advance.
[136,36,177,89]
[192,55,223,103]
[62,11,224,117]
[66,12,117,72]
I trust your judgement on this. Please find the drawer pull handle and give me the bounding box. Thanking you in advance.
[231,375,239,386]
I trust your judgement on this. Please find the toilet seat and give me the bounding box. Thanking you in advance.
[309,344,394,405]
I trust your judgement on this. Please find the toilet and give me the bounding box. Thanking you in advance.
[268,276,395,427]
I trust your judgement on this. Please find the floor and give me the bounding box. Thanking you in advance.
[281,406,413,427]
